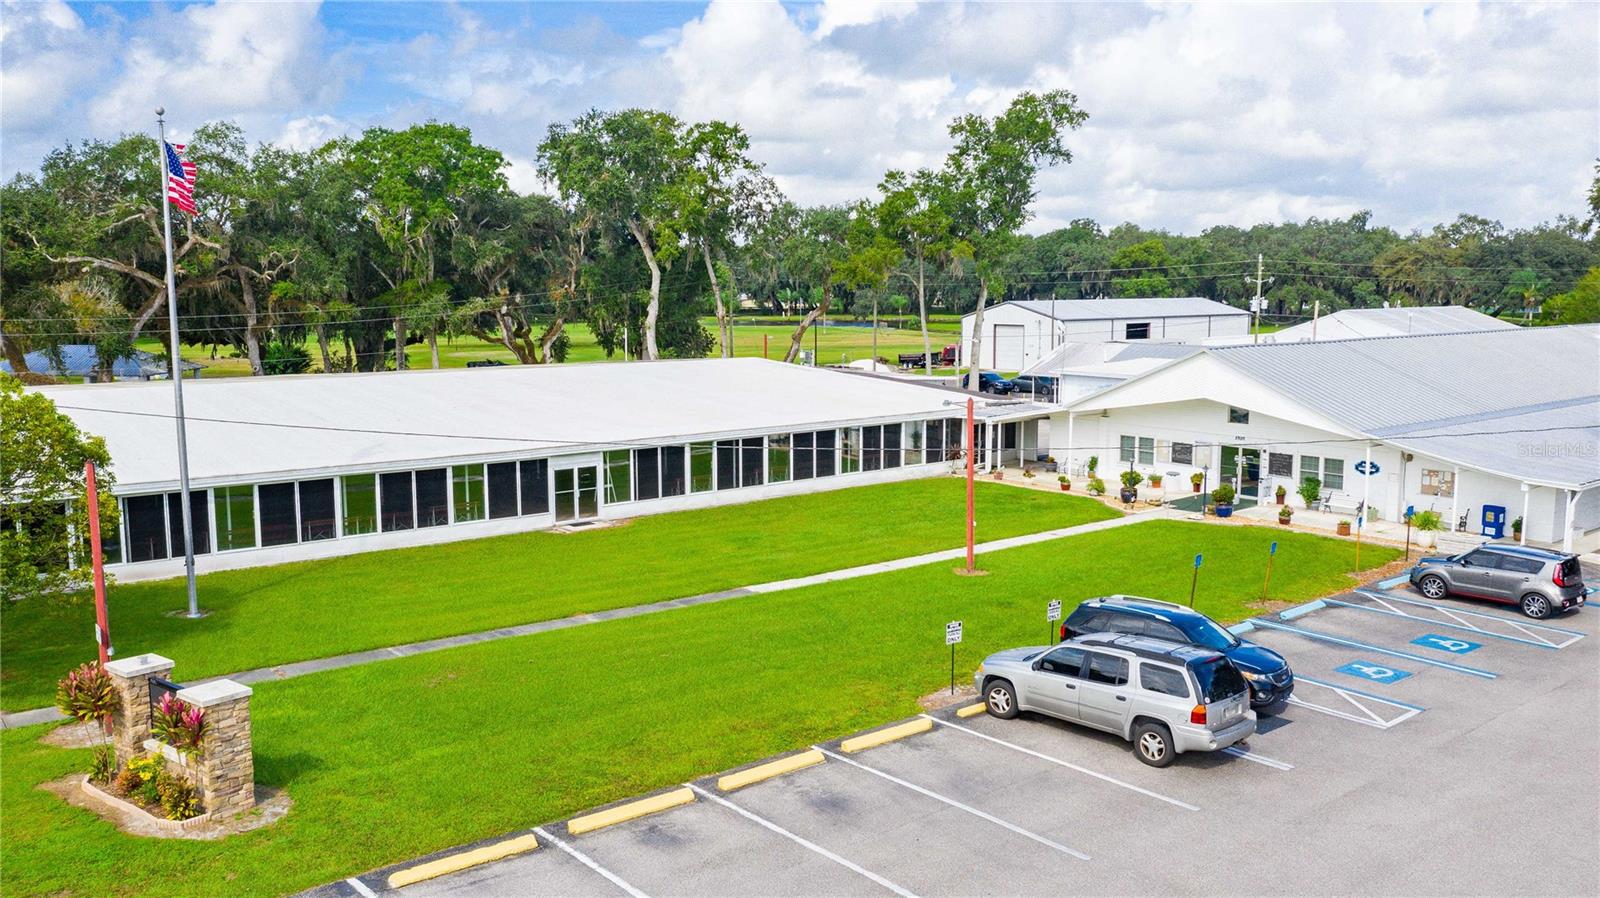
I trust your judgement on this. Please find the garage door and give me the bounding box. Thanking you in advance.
[991,324,1025,371]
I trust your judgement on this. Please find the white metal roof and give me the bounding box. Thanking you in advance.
[33,358,969,492]
[1019,341,1199,377]
[994,297,1247,322]
[1270,306,1515,342]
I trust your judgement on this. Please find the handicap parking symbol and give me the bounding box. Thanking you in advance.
[1335,661,1413,684]
[1411,634,1482,654]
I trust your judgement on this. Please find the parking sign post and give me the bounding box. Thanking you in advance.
[1261,541,1277,601]
[1047,599,1062,645]
[1404,505,1415,561]
[946,620,963,695]
[1189,553,1202,607]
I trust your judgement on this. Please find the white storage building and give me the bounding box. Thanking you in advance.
[961,297,1249,372]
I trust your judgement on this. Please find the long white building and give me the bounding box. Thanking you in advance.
[960,297,1249,372]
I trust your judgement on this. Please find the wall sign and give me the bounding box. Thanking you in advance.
[1268,452,1293,477]
[1171,442,1194,465]
[1355,460,1381,475]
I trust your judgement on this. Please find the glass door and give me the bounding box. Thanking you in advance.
[554,466,600,522]
[1239,448,1261,499]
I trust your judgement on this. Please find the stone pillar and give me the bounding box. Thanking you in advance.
[104,654,175,766]
[175,679,254,818]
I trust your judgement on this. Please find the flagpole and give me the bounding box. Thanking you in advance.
[156,107,201,619]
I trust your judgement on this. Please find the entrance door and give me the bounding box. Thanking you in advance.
[553,466,599,522]
[1220,447,1262,499]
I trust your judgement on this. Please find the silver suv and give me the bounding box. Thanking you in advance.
[1410,544,1588,619]
[974,633,1256,767]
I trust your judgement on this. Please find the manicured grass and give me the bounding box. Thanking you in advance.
[0,479,1117,711]
[0,519,1397,898]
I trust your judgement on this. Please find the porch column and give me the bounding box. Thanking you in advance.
[1520,482,1530,545]
[1066,412,1076,476]
[1563,488,1579,553]
[1450,466,1460,531]
[1361,443,1372,531]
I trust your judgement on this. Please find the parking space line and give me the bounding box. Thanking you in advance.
[814,747,1092,861]
[920,715,1201,810]
[1349,590,1586,648]
[1286,676,1424,730]
[533,826,651,898]
[344,878,378,898]
[686,784,919,898]
[1219,745,1295,770]
[1250,618,1498,679]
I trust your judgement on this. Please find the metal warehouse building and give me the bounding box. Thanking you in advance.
[960,297,1249,372]
[36,359,982,581]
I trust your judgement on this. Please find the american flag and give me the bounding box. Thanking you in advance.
[163,140,197,214]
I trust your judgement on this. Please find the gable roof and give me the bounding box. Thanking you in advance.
[1019,340,1199,377]
[997,297,1247,321]
[1271,306,1514,342]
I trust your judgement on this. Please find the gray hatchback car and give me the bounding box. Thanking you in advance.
[974,633,1256,767]
[1409,544,1588,619]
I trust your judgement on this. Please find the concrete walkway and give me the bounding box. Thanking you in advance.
[2,511,1165,730]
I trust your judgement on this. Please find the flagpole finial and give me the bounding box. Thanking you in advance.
[155,106,165,117]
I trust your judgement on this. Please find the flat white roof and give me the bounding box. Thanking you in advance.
[982,297,1247,322]
[35,358,966,491]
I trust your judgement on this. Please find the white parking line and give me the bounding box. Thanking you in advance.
[686,784,919,898]
[1285,677,1423,730]
[1220,745,1295,771]
[533,827,651,898]
[920,715,1201,810]
[814,746,1091,861]
[345,878,378,898]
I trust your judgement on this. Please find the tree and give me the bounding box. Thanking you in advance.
[1503,268,1550,322]
[1109,239,1175,297]
[779,206,853,363]
[1542,267,1600,325]
[0,376,117,603]
[539,109,692,360]
[873,168,964,374]
[941,90,1088,391]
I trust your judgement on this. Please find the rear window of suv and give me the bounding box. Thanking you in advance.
[1558,557,1583,583]
[1190,657,1247,703]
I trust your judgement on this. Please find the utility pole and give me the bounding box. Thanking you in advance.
[156,107,201,619]
[1311,299,1320,341]
[1246,254,1273,344]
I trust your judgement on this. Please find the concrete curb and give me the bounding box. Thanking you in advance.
[386,833,540,889]
[954,702,987,718]
[839,718,933,753]
[716,749,825,792]
[567,787,695,835]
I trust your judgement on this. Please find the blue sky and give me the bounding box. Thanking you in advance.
[5,1,1596,234]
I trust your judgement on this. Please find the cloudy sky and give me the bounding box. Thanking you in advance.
[3,0,1595,234]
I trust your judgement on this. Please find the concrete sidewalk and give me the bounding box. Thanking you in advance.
[2,511,1163,730]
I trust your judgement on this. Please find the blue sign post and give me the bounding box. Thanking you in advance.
[1189,553,1202,607]
[1262,542,1278,601]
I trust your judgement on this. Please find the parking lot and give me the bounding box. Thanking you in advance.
[322,575,1600,897]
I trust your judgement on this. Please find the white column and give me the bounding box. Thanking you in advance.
[1450,466,1460,531]
[1361,444,1372,531]
[1563,489,1578,553]
[1066,412,1076,476]
[1519,482,1530,545]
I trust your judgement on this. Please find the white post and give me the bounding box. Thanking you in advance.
[156,110,200,618]
[1066,412,1076,477]
[1519,483,1530,545]
[1311,299,1320,341]
[1563,489,1578,553]
[1450,466,1460,531]
[1361,444,1372,533]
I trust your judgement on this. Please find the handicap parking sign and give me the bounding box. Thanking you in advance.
[1411,634,1481,654]
[1335,661,1413,684]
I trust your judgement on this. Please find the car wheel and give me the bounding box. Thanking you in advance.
[1520,593,1553,620]
[984,680,1019,719]
[1133,721,1176,768]
[1417,575,1448,600]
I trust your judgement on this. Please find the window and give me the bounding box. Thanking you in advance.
[1138,437,1154,465]
[1499,556,1543,575]
[944,417,965,459]
[905,421,924,466]
[519,459,549,514]
[1301,455,1345,492]
[1140,664,1191,698]
[1084,653,1130,686]
[380,472,415,531]
[815,429,837,476]
[125,494,168,562]
[1228,407,1250,425]
[415,468,448,527]
[661,446,687,497]
[793,432,815,480]
[1420,468,1455,498]
[452,465,487,522]
[634,448,661,501]
[487,463,518,518]
[603,450,631,503]
[862,425,882,472]
[741,437,764,488]
[1125,322,1150,340]
[298,479,336,541]
[166,490,210,555]
[882,422,902,469]
[768,434,791,483]
[840,428,861,474]
[1120,435,1136,464]
[342,474,378,536]
[715,440,740,490]
[1038,647,1084,677]
[690,442,715,492]
[258,482,298,546]
[1463,550,1503,569]
[1193,657,1247,703]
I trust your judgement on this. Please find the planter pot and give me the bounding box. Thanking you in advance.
[1119,488,1138,504]
[992,471,1004,481]
[1417,530,1437,549]
[1336,523,1351,536]
[1276,494,1286,505]
[1215,504,1234,518]
[1149,482,1164,491]
[1278,517,1292,526]
[1513,529,1523,541]
[1059,483,1071,491]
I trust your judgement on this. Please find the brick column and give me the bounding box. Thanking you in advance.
[175,679,255,818]
[104,654,175,767]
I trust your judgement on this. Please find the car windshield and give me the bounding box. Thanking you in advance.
[1191,658,1248,703]
[1180,616,1240,651]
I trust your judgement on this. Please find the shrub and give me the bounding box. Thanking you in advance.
[1149,475,1163,488]
[151,692,207,756]
[89,745,116,784]
[1279,506,1294,522]
[1190,472,1204,485]
[1512,516,1524,532]
[1057,474,1068,483]
[155,771,201,820]
[1211,483,1237,505]
[1086,455,1098,473]
[1298,477,1322,509]
[1087,477,1106,496]
[1275,484,1287,498]
[55,662,119,728]
[262,341,312,376]
[112,766,141,795]
[1410,509,1443,531]
[1120,470,1144,489]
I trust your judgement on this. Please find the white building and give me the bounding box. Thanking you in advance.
[961,297,1249,372]
[1017,342,1200,402]
[1267,306,1514,343]
[35,359,983,580]
[1050,325,1600,552]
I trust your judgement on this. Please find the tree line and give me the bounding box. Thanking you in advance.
[4,98,1597,383]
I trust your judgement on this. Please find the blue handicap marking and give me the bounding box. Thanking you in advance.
[1335,661,1413,684]
[1411,634,1482,654]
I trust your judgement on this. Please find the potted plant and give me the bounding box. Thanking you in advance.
[1298,476,1322,510]
[1190,472,1203,493]
[1087,477,1106,496]
[1057,474,1071,491]
[1512,516,1523,541]
[1275,484,1287,506]
[1410,509,1443,549]
[1336,519,1352,536]
[1278,505,1293,526]
[1149,474,1164,489]
[1211,483,1236,517]
[992,468,1004,481]
[1086,455,1099,476]
[1119,469,1144,503]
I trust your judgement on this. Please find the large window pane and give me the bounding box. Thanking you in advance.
[487,463,518,518]
[577,466,599,518]
[380,472,414,531]
[715,440,739,490]
[905,422,924,466]
[815,430,837,477]
[166,490,210,555]
[99,513,123,565]
[258,482,298,547]
[793,431,815,480]
[946,417,965,459]
[883,422,902,469]
[342,474,378,535]
[604,450,631,503]
[215,485,256,551]
[519,459,549,515]
[662,446,687,497]
[635,448,661,501]
[840,428,861,474]
[298,479,336,541]
[690,442,714,492]
[125,494,168,562]
[1299,456,1321,488]
[1120,435,1136,463]
[740,437,764,487]
[862,425,882,472]
[451,465,486,522]
[1323,458,1345,491]
[415,468,448,527]
[768,434,791,483]
[1137,437,1155,465]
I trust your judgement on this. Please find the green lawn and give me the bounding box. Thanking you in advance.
[0,519,1397,898]
[1,479,1117,711]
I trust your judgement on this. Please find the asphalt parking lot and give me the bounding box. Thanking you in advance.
[317,574,1600,898]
